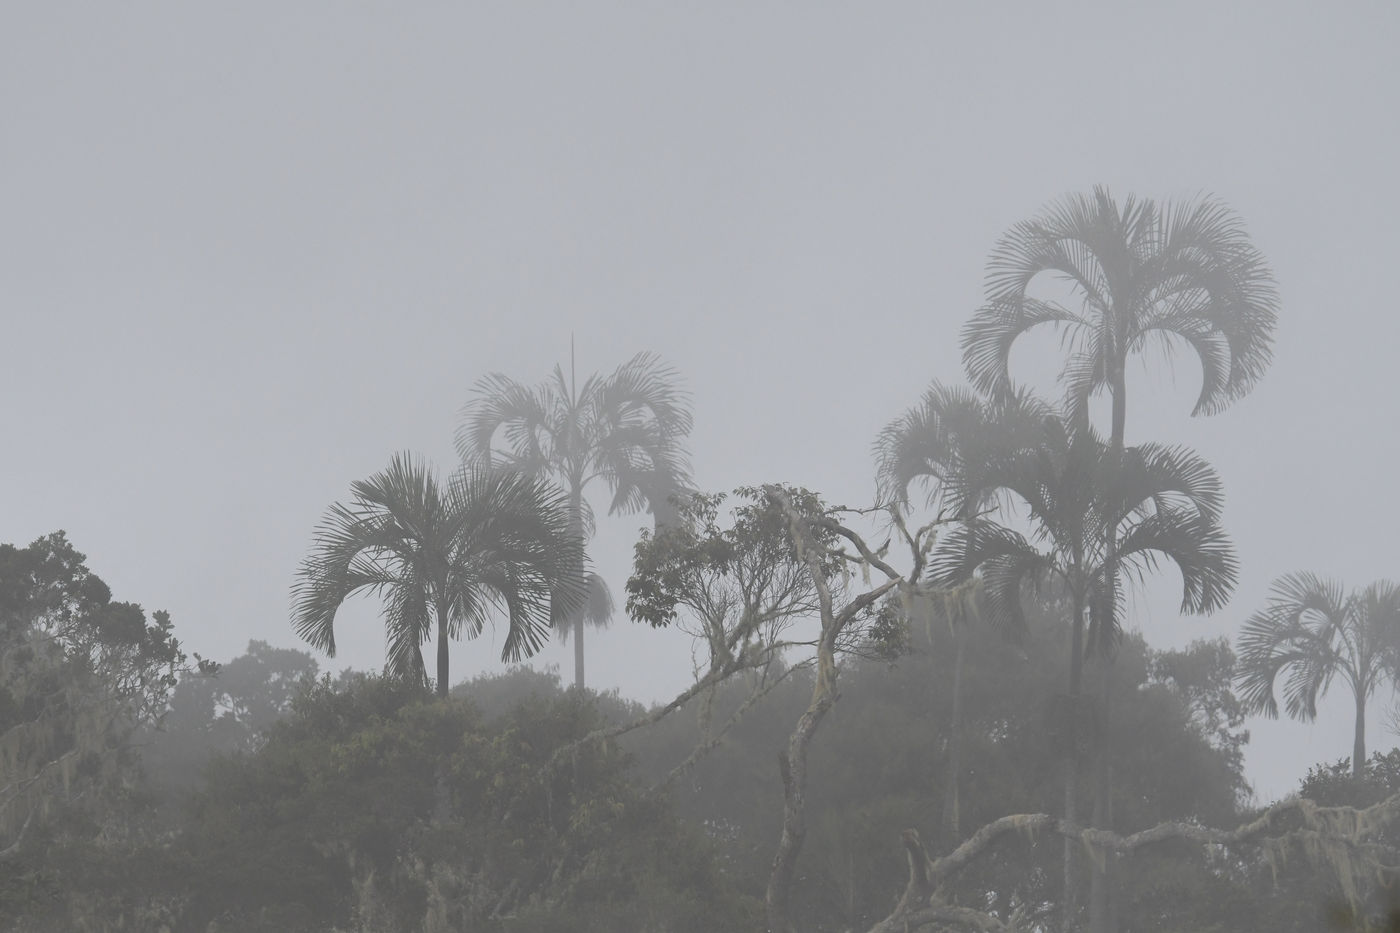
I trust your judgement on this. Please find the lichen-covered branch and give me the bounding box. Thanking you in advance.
[765,488,914,933]
[866,792,1400,933]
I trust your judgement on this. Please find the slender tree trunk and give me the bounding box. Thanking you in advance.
[1088,660,1115,933]
[569,487,586,691]
[436,606,450,698]
[433,605,451,822]
[573,619,586,691]
[1354,688,1368,779]
[942,625,967,840]
[766,643,838,933]
[1088,363,1127,933]
[1109,366,1127,454]
[1063,593,1086,933]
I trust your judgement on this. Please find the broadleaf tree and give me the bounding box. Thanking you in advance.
[625,483,956,933]
[0,531,208,912]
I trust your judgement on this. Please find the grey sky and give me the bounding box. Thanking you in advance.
[4,3,1397,802]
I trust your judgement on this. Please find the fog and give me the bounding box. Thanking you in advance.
[3,4,1399,930]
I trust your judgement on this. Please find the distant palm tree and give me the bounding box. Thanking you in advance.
[1237,575,1400,778]
[457,350,693,691]
[291,453,586,698]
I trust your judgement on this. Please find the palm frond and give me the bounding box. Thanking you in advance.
[554,573,615,644]
[962,297,1088,398]
[383,573,432,682]
[1147,194,1278,413]
[873,381,985,512]
[455,372,555,470]
[291,454,450,657]
[1112,508,1238,615]
[601,351,694,435]
[1235,573,1348,721]
[926,520,1051,638]
[1110,443,1225,525]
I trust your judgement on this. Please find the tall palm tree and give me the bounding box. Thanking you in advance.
[963,189,1276,932]
[291,453,586,698]
[456,349,694,690]
[1236,574,1400,779]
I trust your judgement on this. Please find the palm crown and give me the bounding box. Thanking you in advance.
[962,187,1278,439]
[291,453,586,696]
[923,406,1237,654]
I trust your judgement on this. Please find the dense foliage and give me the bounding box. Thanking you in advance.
[13,191,1400,932]
[0,532,210,926]
[4,658,759,931]
[620,594,1261,932]
[3,532,1398,932]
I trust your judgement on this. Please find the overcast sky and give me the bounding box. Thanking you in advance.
[4,3,1397,803]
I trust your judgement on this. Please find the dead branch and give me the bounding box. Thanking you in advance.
[866,792,1400,933]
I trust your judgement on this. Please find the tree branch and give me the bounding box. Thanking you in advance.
[866,791,1400,933]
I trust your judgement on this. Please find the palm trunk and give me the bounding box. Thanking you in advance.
[1063,592,1086,933]
[942,624,967,840]
[573,619,586,691]
[1088,363,1127,933]
[436,605,450,698]
[1088,660,1116,933]
[569,488,586,691]
[433,604,451,822]
[1354,688,1367,779]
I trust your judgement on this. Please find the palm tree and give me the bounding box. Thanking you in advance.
[963,189,1276,932]
[1237,575,1400,779]
[291,453,586,698]
[924,409,1237,931]
[456,349,693,690]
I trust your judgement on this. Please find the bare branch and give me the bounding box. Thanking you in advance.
[652,660,804,792]
[544,642,783,773]
[867,792,1400,933]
